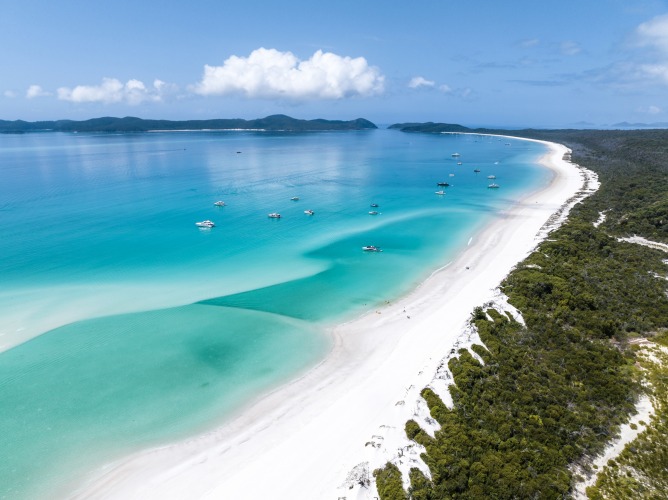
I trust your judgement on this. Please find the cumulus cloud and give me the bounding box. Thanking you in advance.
[192,48,384,99]
[636,13,668,53]
[408,76,435,89]
[634,14,668,84]
[26,85,51,98]
[57,78,167,104]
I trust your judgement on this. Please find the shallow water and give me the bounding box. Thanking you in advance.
[0,129,550,498]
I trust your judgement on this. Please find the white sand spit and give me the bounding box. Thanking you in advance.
[69,138,594,500]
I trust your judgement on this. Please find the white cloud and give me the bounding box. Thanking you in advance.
[26,85,51,98]
[192,48,384,99]
[647,105,661,114]
[560,41,581,56]
[636,13,668,53]
[640,63,668,84]
[438,84,452,93]
[633,14,668,85]
[57,78,167,104]
[4,90,17,98]
[408,76,435,89]
[519,38,540,48]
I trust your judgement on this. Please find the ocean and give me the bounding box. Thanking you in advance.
[0,128,550,498]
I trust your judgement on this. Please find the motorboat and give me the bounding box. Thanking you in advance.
[268,213,281,218]
[369,211,379,215]
[473,169,481,173]
[370,203,379,208]
[457,162,463,165]
[362,245,382,252]
[451,152,461,157]
[213,201,226,206]
[196,220,215,228]
[488,183,500,189]
[435,190,446,195]
[304,209,314,215]
[436,182,449,186]
[291,197,299,201]
[487,175,496,179]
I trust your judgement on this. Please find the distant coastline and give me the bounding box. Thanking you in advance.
[0,114,377,133]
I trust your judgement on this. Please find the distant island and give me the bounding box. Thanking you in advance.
[0,114,377,133]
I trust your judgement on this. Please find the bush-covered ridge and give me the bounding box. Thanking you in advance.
[373,128,668,499]
[0,114,377,133]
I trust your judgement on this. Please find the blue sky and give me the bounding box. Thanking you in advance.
[2,0,668,127]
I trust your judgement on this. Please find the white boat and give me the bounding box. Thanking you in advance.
[304,209,314,215]
[213,201,226,206]
[370,203,379,208]
[451,152,461,157]
[488,183,500,189]
[457,161,463,165]
[368,211,379,215]
[291,197,299,201]
[435,190,446,195]
[362,245,382,252]
[268,213,281,218]
[195,220,215,228]
[487,175,496,179]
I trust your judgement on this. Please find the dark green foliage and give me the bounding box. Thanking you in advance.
[504,220,668,338]
[374,463,408,500]
[470,306,486,321]
[0,115,377,133]
[408,468,434,500]
[412,313,636,499]
[405,419,433,447]
[592,345,668,498]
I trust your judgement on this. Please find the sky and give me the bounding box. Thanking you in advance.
[2,0,668,128]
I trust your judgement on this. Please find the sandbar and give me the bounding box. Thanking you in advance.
[69,137,595,499]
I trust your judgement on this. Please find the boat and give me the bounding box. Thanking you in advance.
[436,182,450,186]
[369,211,379,215]
[488,183,500,189]
[487,175,496,179]
[370,203,379,208]
[268,213,281,218]
[449,173,455,177]
[213,201,226,206]
[291,197,299,201]
[362,245,382,252]
[195,220,215,228]
[457,161,463,165]
[304,209,314,215]
[435,190,446,195]
[473,169,481,173]
[451,152,461,157]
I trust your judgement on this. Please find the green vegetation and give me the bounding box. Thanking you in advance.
[374,463,408,500]
[587,343,668,499]
[374,128,668,499]
[0,114,377,133]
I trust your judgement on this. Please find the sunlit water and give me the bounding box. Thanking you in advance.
[0,129,550,498]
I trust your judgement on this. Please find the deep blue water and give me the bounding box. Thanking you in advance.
[0,129,550,498]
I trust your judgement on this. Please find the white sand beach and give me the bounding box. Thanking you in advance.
[69,138,595,500]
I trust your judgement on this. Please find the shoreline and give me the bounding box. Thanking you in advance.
[69,138,594,499]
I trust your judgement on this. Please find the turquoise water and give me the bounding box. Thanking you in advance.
[0,129,550,498]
